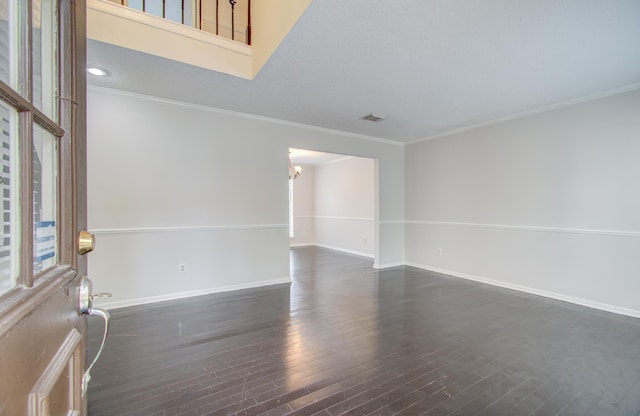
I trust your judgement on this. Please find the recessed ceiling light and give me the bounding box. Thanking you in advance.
[87,67,109,77]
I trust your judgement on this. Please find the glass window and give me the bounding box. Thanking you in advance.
[32,0,58,120]
[0,0,66,288]
[0,0,17,88]
[32,124,58,274]
[0,4,7,84]
[0,101,19,295]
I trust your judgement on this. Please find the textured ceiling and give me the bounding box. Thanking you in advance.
[87,0,640,143]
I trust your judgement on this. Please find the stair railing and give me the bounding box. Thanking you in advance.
[115,0,251,45]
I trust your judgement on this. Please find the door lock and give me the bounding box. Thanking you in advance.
[78,276,112,315]
[78,276,112,396]
[78,230,95,255]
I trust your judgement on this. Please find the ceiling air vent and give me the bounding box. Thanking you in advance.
[361,113,386,122]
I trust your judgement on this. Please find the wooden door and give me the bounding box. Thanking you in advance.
[0,0,90,414]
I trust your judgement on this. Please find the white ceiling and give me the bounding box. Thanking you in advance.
[87,0,640,144]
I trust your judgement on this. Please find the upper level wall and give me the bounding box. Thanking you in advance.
[251,0,312,75]
[87,0,252,78]
[86,0,312,79]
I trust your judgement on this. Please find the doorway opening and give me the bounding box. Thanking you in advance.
[287,148,378,265]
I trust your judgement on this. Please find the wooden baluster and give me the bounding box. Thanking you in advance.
[230,0,236,40]
[247,0,251,45]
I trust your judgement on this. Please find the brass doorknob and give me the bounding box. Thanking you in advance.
[78,230,95,255]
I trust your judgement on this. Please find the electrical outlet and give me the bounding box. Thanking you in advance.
[436,248,443,256]
[179,263,186,273]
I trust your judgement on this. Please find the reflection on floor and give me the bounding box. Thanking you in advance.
[88,246,640,415]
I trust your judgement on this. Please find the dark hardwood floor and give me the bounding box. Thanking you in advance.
[88,246,640,415]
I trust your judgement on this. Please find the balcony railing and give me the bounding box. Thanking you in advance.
[110,0,251,44]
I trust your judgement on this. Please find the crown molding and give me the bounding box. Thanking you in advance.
[407,82,640,146]
[87,86,405,147]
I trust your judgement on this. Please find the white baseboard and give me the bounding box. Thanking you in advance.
[373,262,405,269]
[313,243,374,259]
[405,262,640,319]
[289,243,316,248]
[94,277,292,310]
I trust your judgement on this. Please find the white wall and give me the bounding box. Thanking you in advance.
[87,85,640,316]
[290,164,315,246]
[405,89,640,316]
[87,87,405,308]
[314,157,375,257]
[289,157,376,257]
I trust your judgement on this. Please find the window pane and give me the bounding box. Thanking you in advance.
[0,0,16,87]
[33,124,57,274]
[0,101,19,295]
[32,0,58,120]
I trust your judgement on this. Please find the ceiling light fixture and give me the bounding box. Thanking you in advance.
[289,152,302,180]
[87,67,109,77]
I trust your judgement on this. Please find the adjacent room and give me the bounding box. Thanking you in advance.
[288,148,377,262]
[82,0,640,415]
